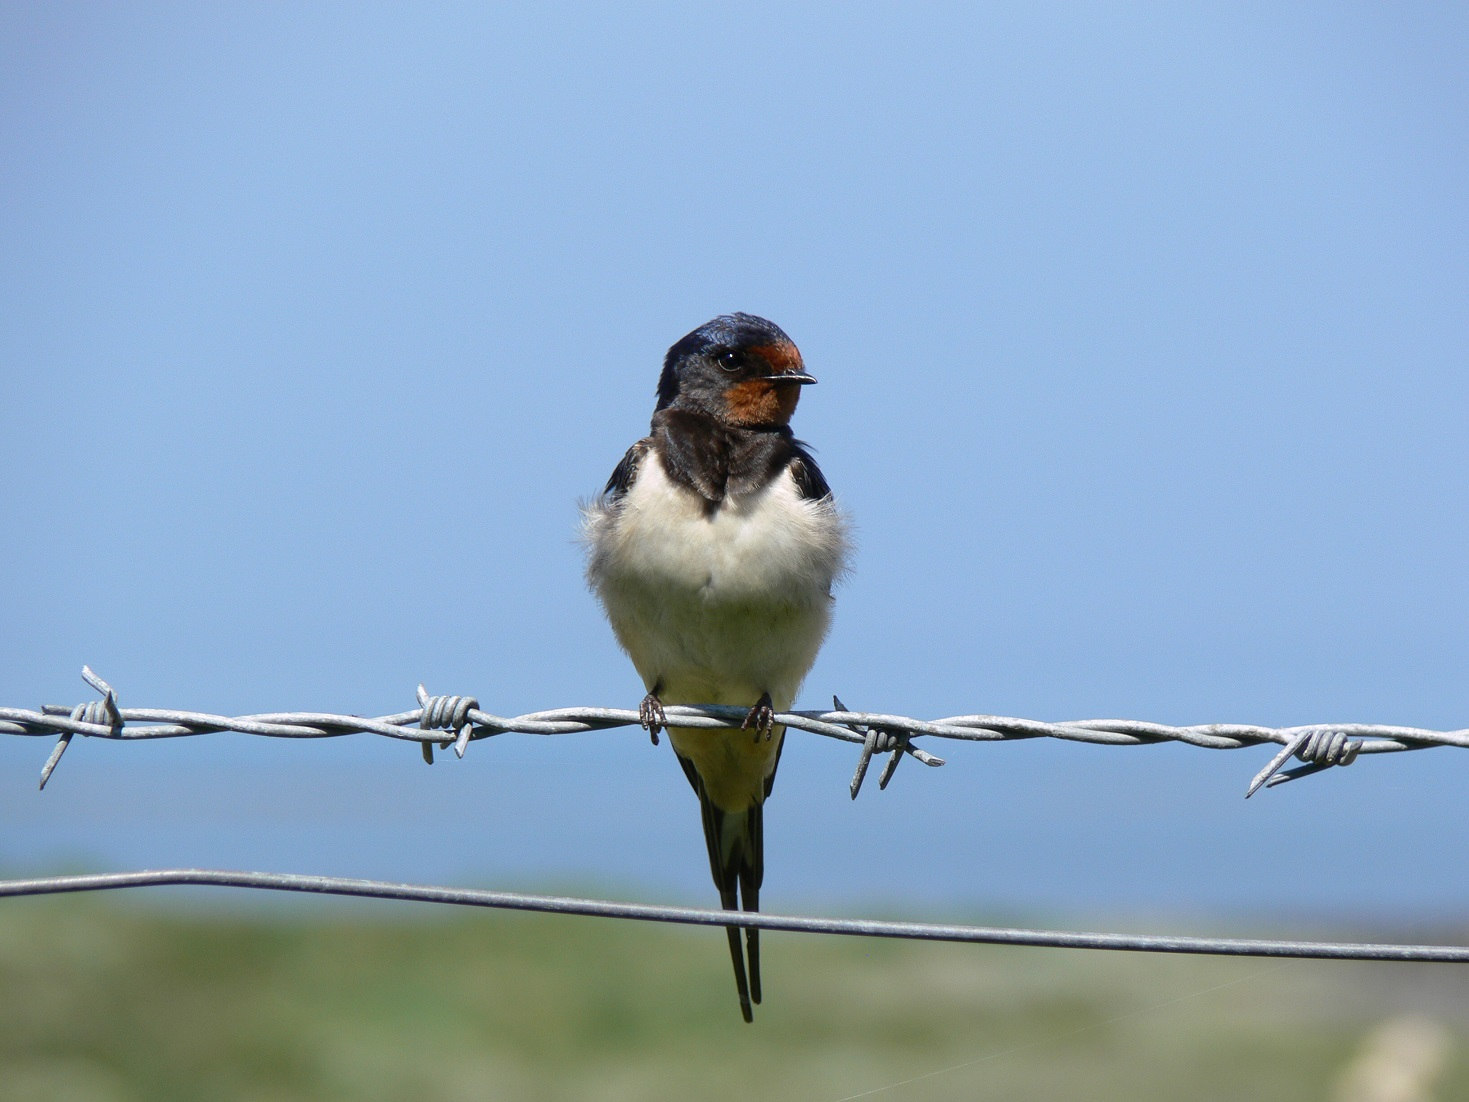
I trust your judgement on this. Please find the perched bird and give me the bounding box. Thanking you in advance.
[581,313,850,1021]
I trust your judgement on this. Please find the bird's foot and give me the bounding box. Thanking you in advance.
[741,692,776,741]
[639,692,666,745]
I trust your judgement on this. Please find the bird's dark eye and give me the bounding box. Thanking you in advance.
[717,350,742,372]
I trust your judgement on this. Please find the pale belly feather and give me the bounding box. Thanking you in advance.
[583,461,849,810]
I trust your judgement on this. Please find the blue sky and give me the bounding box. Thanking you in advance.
[2,4,1466,926]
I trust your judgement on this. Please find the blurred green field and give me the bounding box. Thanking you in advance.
[0,893,1464,1101]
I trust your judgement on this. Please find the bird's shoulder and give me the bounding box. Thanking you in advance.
[784,441,833,502]
[601,437,655,501]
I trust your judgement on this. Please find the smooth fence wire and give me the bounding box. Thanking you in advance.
[4,869,1469,965]
[1,668,1463,797]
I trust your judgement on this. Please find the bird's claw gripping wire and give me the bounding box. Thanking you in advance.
[638,692,667,745]
[416,684,479,764]
[1245,727,1363,797]
[741,692,776,741]
[39,666,122,790]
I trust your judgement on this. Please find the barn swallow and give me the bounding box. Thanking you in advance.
[581,313,850,1021]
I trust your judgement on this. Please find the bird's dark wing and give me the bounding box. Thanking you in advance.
[788,444,833,501]
[602,437,653,500]
[763,734,785,799]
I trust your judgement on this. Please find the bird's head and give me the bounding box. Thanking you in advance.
[655,313,815,428]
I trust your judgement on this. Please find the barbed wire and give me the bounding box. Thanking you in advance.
[1,667,1462,798]
[6,673,1467,970]
[4,868,1467,965]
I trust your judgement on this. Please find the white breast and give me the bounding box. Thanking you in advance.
[582,459,850,709]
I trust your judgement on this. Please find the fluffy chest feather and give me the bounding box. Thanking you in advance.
[586,458,846,605]
[583,454,849,708]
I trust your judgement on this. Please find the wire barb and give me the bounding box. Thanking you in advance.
[38,666,122,790]
[416,684,480,763]
[839,695,946,799]
[1245,727,1367,797]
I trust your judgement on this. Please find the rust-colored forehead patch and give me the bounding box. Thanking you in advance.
[748,341,804,376]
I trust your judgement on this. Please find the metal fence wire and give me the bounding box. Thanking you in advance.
[3,869,1468,965]
[3,667,1466,967]
[3,667,1463,797]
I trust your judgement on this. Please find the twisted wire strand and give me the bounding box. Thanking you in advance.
[3,868,1467,965]
[2,668,1461,796]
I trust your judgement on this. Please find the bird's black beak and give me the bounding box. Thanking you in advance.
[761,372,817,386]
